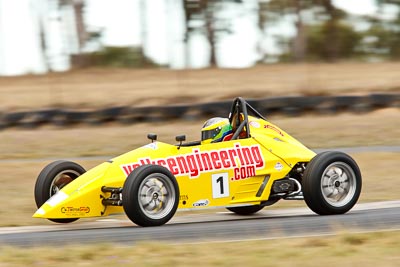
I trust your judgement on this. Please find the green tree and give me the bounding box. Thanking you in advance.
[259,0,357,62]
[305,22,362,61]
[373,0,400,59]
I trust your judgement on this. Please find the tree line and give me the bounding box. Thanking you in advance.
[258,0,400,62]
[75,0,400,68]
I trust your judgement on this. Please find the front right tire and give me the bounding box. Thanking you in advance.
[302,151,362,215]
[122,164,179,227]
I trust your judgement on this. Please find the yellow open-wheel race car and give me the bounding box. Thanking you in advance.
[33,97,362,226]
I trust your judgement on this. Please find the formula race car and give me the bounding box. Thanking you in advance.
[33,97,362,226]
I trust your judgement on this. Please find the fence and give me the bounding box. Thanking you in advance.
[0,93,399,129]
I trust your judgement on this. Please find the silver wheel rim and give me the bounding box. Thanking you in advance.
[49,170,80,197]
[321,162,357,207]
[138,173,175,220]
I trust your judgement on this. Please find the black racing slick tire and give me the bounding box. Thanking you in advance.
[302,151,362,215]
[226,205,264,215]
[122,165,179,227]
[34,160,86,223]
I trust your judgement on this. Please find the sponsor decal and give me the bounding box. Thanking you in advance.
[274,162,284,171]
[61,206,90,215]
[121,143,265,178]
[193,199,209,207]
[232,166,256,180]
[264,124,284,136]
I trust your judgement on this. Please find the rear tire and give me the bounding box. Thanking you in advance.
[34,160,85,223]
[226,205,264,215]
[302,151,362,215]
[122,165,179,227]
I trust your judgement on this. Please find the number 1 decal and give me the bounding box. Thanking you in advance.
[212,173,229,198]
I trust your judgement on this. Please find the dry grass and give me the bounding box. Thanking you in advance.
[0,231,399,266]
[352,152,400,201]
[0,62,400,111]
[0,160,102,227]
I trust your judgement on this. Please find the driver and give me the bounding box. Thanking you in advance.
[201,117,233,144]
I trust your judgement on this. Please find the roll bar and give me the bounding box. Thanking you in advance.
[228,97,266,140]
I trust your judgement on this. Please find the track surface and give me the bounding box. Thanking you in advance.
[1,201,399,247]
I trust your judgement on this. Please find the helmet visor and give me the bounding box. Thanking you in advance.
[201,127,222,141]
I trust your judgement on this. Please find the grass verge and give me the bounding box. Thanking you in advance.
[0,230,399,266]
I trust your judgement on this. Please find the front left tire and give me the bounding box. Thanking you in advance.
[34,160,86,223]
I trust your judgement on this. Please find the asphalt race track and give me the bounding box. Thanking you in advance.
[1,201,399,247]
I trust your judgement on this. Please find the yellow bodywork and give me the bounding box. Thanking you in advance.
[33,116,316,220]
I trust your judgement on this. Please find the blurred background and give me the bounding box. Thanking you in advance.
[0,0,399,231]
[1,0,400,75]
[0,3,400,266]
